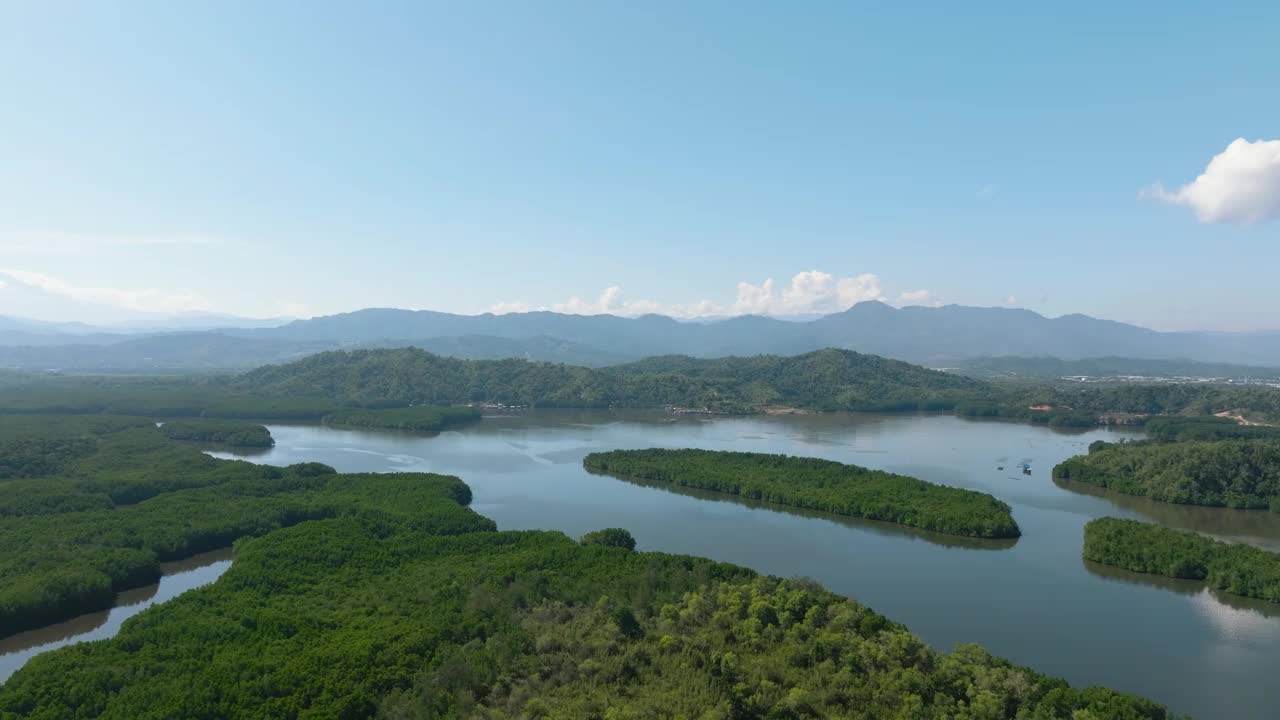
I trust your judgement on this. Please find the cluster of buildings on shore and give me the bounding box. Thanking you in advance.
[1059,374,1280,388]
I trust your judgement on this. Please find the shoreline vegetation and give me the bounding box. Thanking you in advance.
[0,417,485,637]
[0,422,1170,718]
[1084,518,1280,602]
[583,448,1021,539]
[160,419,275,447]
[1054,438,1280,512]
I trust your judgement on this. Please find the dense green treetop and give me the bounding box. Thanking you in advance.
[1141,415,1280,443]
[0,419,490,638]
[1084,517,1280,602]
[584,448,1020,539]
[1054,440,1280,511]
[0,515,1170,719]
[236,347,992,413]
[1045,384,1280,424]
[0,415,154,480]
[579,527,637,551]
[161,419,275,447]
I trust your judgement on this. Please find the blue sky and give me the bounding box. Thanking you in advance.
[1,1,1277,330]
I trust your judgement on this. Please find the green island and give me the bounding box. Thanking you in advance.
[1053,439,1280,511]
[0,423,1169,718]
[160,419,275,447]
[583,449,1020,539]
[1084,517,1280,603]
[322,405,482,433]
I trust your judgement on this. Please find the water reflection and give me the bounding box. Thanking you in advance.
[0,548,233,685]
[593,470,1019,551]
[1083,559,1280,620]
[1055,477,1280,551]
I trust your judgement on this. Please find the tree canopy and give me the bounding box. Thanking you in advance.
[161,419,275,447]
[1054,440,1280,511]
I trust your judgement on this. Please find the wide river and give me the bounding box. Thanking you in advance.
[9,410,1279,718]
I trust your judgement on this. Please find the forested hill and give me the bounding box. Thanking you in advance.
[238,347,992,412]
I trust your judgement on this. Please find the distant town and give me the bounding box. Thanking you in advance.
[1058,375,1280,388]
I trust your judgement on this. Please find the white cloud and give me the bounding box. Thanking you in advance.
[896,289,937,305]
[731,271,884,315]
[546,286,664,316]
[490,271,887,318]
[0,268,213,314]
[1004,295,1018,305]
[1142,138,1280,224]
[488,300,533,315]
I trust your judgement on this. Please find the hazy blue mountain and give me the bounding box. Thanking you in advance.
[250,302,1280,365]
[0,331,629,371]
[4,302,1280,370]
[0,313,291,346]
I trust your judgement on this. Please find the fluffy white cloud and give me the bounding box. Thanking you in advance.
[1004,295,1018,305]
[1143,138,1280,224]
[0,268,213,314]
[551,286,664,316]
[490,271,887,318]
[896,289,937,305]
[730,271,884,315]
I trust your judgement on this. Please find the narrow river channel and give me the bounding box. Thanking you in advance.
[0,548,233,684]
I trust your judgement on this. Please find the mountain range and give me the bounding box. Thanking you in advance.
[2,302,1279,372]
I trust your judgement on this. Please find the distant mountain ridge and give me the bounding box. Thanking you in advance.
[3,302,1280,371]
[241,302,1280,365]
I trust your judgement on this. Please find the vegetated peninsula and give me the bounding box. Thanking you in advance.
[583,448,1021,538]
[1054,439,1280,511]
[1084,517,1280,602]
[160,419,275,447]
[0,416,486,637]
[321,405,481,432]
[0,419,1168,718]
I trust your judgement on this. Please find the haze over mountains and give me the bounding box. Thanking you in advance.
[2,301,1279,372]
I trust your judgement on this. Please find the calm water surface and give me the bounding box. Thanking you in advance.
[0,548,232,684]
[190,411,1280,718]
